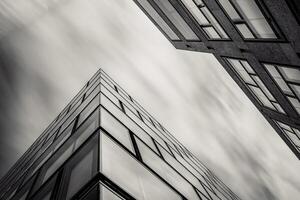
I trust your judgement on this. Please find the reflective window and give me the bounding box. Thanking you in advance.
[135,0,180,40]
[101,185,124,200]
[217,0,277,39]
[31,173,57,200]
[274,121,300,152]
[78,94,99,126]
[158,144,205,193]
[101,108,134,153]
[225,58,285,114]
[101,133,181,200]
[74,108,99,149]
[181,0,228,39]
[153,0,200,40]
[137,139,200,200]
[66,148,95,199]
[43,145,73,185]
[264,64,300,115]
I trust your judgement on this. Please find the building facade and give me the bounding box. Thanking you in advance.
[132,0,300,159]
[0,69,240,200]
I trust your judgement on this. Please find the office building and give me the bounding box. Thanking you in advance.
[0,69,240,200]
[132,0,300,159]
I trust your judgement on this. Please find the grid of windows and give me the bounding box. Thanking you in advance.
[180,0,229,39]
[0,69,241,200]
[225,57,286,114]
[217,0,278,39]
[264,64,300,115]
[273,120,300,153]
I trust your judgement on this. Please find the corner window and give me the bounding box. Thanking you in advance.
[180,0,229,39]
[264,64,300,115]
[225,58,286,114]
[217,0,278,39]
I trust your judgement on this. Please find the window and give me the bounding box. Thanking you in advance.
[101,133,181,200]
[77,94,100,126]
[63,135,98,200]
[157,143,205,193]
[225,58,285,114]
[30,173,57,200]
[136,139,200,200]
[101,185,124,200]
[274,121,300,152]
[153,0,200,40]
[217,0,277,39]
[135,0,179,40]
[264,64,300,115]
[101,108,134,153]
[180,0,229,39]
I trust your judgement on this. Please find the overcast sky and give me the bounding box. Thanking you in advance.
[0,1,300,200]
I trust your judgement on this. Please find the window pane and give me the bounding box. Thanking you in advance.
[249,86,274,109]
[284,130,300,147]
[180,0,228,39]
[291,84,300,99]
[217,0,241,20]
[101,185,123,200]
[66,150,94,200]
[240,60,255,73]
[78,95,99,126]
[236,24,255,38]
[158,144,204,192]
[101,108,134,153]
[153,0,199,40]
[203,27,220,39]
[280,67,300,83]
[135,0,180,40]
[43,145,73,184]
[252,76,276,101]
[137,139,200,200]
[74,109,99,149]
[232,0,276,38]
[101,133,181,200]
[80,186,98,200]
[227,59,255,85]
[287,97,300,114]
[200,7,228,38]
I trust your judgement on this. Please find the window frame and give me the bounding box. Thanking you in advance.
[224,57,286,114]
[216,0,284,41]
[179,0,231,40]
[263,62,300,116]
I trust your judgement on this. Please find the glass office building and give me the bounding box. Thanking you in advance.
[132,0,300,159]
[0,69,241,200]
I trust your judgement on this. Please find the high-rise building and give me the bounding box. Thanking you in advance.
[0,69,240,200]
[132,0,300,159]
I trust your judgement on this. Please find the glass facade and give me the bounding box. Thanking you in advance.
[217,0,278,39]
[225,58,286,114]
[273,120,300,153]
[180,0,229,39]
[264,64,300,115]
[0,69,240,200]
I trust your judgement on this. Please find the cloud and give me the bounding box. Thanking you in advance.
[0,1,300,200]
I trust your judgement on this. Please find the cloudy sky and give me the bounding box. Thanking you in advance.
[0,1,300,199]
